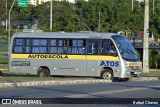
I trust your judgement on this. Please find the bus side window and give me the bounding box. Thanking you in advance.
[68,40,86,54]
[13,39,30,53]
[31,39,48,53]
[87,41,99,55]
[32,47,47,53]
[50,39,57,53]
[50,47,57,53]
[50,39,67,54]
[78,40,86,54]
[101,40,116,55]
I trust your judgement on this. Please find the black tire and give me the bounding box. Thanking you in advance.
[101,69,114,80]
[38,68,50,77]
[124,78,129,81]
[118,78,129,82]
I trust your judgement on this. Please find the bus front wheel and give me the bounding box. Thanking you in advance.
[38,68,50,77]
[101,69,114,80]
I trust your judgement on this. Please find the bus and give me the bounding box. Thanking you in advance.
[9,30,142,81]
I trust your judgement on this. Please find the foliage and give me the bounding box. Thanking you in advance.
[0,0,160,38]
[149,50,159,68]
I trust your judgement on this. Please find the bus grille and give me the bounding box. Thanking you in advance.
[128,66,140,70]
[130,72,138,77]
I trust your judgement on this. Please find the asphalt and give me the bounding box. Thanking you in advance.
[0,53,160,88]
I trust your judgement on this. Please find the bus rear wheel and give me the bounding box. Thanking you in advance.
[101,69,114,81]
[38,68,50,77]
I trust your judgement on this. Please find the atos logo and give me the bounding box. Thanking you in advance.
[100,61,119,67]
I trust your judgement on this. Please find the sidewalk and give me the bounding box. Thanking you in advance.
[0,79,112,88]
[0,76,159,88]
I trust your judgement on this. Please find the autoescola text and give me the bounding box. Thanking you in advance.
[28,54,68,59]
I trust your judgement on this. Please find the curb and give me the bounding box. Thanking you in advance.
[0,80,112,88]
[0,77,159,88]
[130,77,160,81]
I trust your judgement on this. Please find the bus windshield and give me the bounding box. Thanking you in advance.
[112,35,139,61]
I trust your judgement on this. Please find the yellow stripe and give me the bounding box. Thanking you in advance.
[12,54,119,60]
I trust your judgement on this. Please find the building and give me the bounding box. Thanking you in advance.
[29,0,88,6]
[28,0,37,6]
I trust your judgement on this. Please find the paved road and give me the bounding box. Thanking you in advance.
[0,81,159,107]
[0,81,159,98]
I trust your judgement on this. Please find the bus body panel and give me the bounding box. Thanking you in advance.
[10,54,122,77]
[86,60,99,76]
[9,31,142,79]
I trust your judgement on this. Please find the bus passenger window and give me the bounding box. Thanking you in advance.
[50,39,57,46]
[101,41,116,54]
[15,39,25,45]
[49,39,67,54]
[31,39,48,53]
[68,40,86,54]
[72,47,77,54]
[50,47,57,53]
[88,41,99,54]
[32,47,47,53]
[32,39,48,46]
[14,46,23,53]
[58,47,67,54]
[78,47,85,54]
[13,39,31,53]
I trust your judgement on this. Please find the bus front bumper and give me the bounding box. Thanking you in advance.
[120,67,142,78]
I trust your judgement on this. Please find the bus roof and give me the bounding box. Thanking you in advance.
[12,32,122,39]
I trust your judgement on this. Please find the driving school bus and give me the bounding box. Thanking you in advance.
[9,30,142,81]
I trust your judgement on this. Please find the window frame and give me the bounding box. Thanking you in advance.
[12,37,117,56]
[49,39,68,54]
[68,39,86,55]
[87,39,100,55]
[100,39,118,56]
[31,38,49,54]
[12,38,31,54]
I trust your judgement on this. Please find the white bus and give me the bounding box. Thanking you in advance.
[9,30,142,81]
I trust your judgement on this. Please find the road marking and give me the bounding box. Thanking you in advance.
[65,86,160,98]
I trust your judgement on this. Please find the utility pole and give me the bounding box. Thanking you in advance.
[8,0,16,49]
[98,11,100,32]
[143,0,149,73]
[6,0,8,32]
[139,1,140,11]
[50,0,52,32]
[8,0,16,72]
[80,8,83,31]
[132,0,134,11]
[153,0,155,14]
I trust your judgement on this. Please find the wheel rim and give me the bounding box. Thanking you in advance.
[103,72,112,80]
[39,71,46,77]
[38,69,50,77]
[39,72,43,77]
